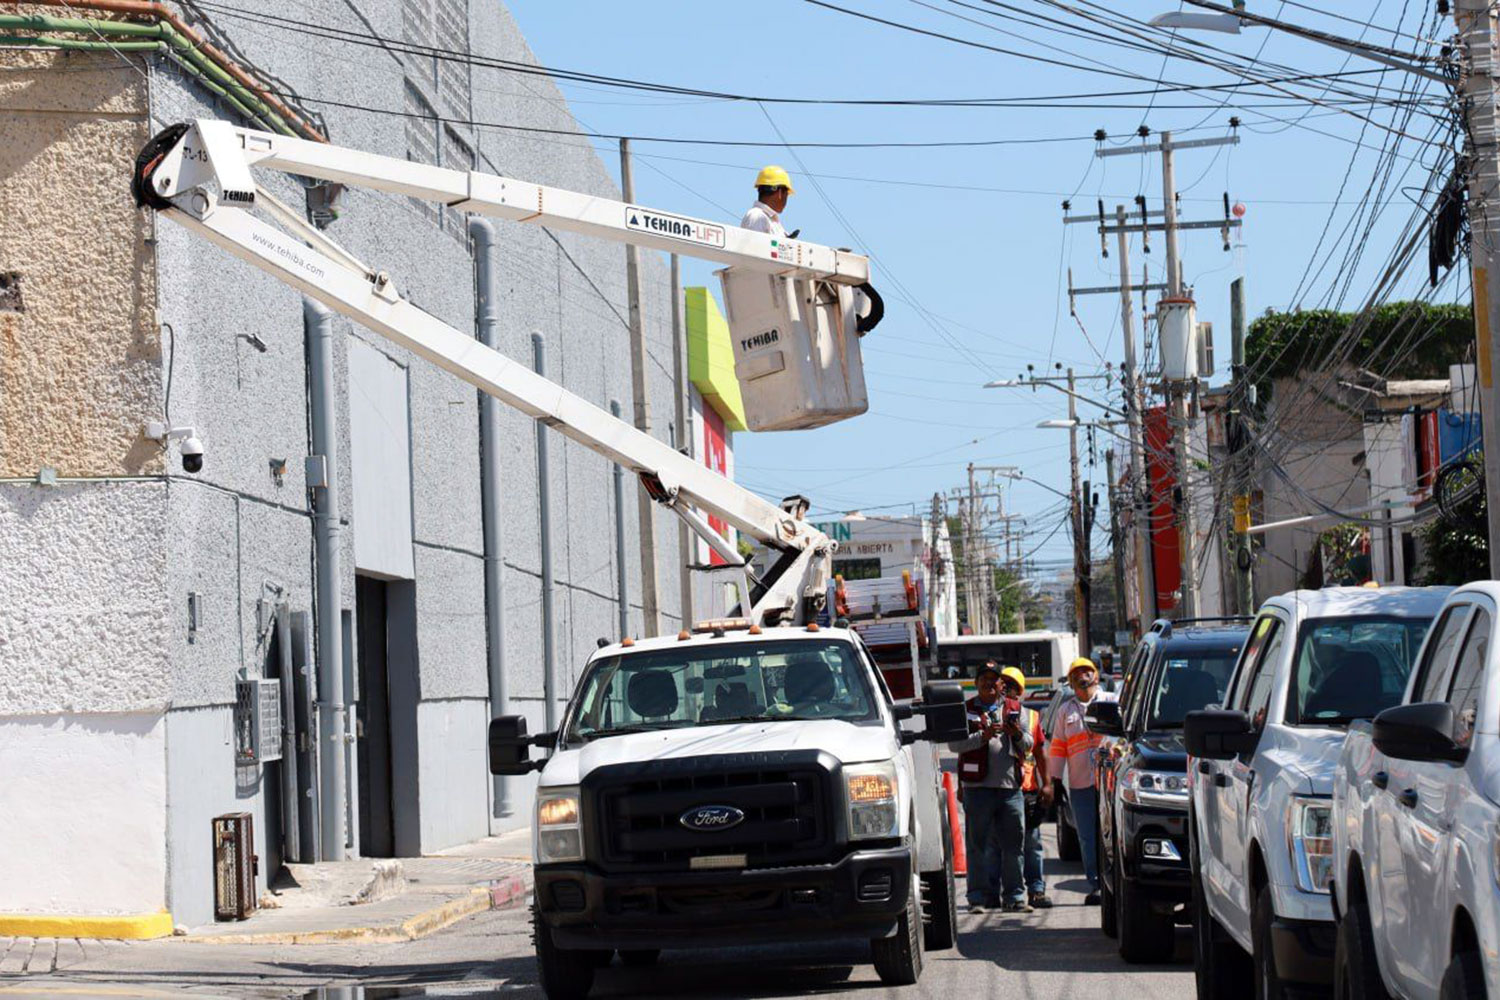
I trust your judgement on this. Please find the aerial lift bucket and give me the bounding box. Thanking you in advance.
[717,267,873,432]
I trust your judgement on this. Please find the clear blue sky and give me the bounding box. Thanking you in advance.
[509,2,1458,576]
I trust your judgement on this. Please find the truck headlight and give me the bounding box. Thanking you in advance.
[1119,767,1189,807]
[1289,796,1333,894]
[845,762,899,841]
[537,787,583,864]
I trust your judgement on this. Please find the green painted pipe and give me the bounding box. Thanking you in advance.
[0,13,295,135]
[0,34,161,51]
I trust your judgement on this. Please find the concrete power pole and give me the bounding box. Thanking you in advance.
[1229,277,1255,613]
[966,464,980,632]
[1114,205,1158,628]
[1106,448,1128,645]
[1455,1,1500,578]
[928,492,944,630]
[1068,368,1090,646]
[670,253,693,629]
[619,139,661,635]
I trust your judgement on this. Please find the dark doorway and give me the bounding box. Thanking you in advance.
[356,575,395,857]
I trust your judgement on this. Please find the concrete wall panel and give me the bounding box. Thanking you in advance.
[414,544,487,701]
[416,698,490,852]
[164,705,237,928]
[0,50,156,478]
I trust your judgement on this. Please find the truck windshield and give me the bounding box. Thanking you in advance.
[566,639,880,741]
[1287,615,1432,726]
[1145,652,1239,728]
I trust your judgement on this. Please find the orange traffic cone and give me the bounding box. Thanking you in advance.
[942,770,966,877]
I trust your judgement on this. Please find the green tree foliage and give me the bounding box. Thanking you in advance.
[1418,493,1488,586]
[1244,302,1473,390]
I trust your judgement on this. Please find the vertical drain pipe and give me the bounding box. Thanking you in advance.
[471,218,511,819]
[533,333,557,732]
[610,400,630,639]
[305,296,346,862]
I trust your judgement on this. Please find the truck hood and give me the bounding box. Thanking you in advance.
[1273,726,1350,795]
[538,720,898,787]
[1134,731,1188,770]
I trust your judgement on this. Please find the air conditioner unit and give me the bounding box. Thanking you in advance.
[212,812,257,921]
[234,678,283,765]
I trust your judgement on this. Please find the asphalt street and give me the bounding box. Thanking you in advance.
[0,836,1195,1000]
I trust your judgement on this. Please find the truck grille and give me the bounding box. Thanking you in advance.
[585,751,836,872]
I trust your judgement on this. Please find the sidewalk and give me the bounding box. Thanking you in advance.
[179,826,532,946]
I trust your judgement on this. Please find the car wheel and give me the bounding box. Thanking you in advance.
[1251,884,1288,1000]
[872,868,925,985]
[921,817,958,951]
[1118,872,1175,964]
[533,904,597,1000]
[619,949,660,968]
[1334,894,1391,1000]
[1438,948,1486,1000]
[1099,833,1118,939]
[1190,825,1251,1000]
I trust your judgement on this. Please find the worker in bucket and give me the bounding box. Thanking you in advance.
[742,166,796,238]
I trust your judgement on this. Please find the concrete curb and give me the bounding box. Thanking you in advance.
[181,889,492,946]
[0,911,174,941]
[487,874,528,910]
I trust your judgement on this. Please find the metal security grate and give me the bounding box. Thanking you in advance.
[212,813,257,920]
[234,679,283,765]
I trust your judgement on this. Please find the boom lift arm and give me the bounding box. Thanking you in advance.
[133,119,865,626]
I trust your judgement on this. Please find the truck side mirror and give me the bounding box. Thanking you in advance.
[489,715,544,775]
[1372,702,1469,764]
[1184,709,1258,760]
[914,681,967,743]
[1085,700,1124,737]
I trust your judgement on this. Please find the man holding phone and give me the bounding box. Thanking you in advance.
[949,661,1033,912]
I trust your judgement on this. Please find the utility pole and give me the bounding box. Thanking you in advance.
[1113,204,1158,629]
[1454,1,1500,579]
[619,139,660,635]
[1094,129,1241,616]
[670,253,693,629]
[966,464,980,632]
[1068,368,1090,646]
[1106,448,1127,645]
[928,492,944,631]
[1229,277,1255,613]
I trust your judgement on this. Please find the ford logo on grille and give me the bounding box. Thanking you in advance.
[679,805,745,832]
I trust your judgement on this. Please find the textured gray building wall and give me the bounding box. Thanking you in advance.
[144,0,691,919]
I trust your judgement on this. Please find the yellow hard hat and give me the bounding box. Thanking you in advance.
[1067,656,1097,678]
[1000,667,1027,691]
[754,165,794,194]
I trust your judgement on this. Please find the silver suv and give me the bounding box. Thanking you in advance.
[1184,586,1449,999]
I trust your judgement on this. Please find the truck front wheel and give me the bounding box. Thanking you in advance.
[872,872,925,985]
[921,810,959,951]
[534,906,597,1000]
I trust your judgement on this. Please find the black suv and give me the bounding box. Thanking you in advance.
[1085,617,1249,963]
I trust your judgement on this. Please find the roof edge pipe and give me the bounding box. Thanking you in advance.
[469,217,512,822]
[305,296,347,861]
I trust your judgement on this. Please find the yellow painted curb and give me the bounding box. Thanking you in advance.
[183,888,492,946]
[0,910,173,940]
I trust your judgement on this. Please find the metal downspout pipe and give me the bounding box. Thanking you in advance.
[470,218,511,820]
[305,297,346,861]
[533,333,558,733]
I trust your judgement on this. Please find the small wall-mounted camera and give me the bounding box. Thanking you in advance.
[145,421,205,474]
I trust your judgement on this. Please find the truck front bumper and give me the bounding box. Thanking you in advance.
[1270,914,1337,987]
[537,845,912,950]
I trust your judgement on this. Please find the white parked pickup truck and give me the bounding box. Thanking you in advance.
[1184,586,1449,1000]
[489,622,966,1000]
[1332,581,1500,1000]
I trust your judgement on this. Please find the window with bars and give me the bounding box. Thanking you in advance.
[402,0,473,241]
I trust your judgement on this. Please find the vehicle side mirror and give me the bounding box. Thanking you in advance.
[890,699,915,721]
[1372,702,1469,764]
[1085,700,1124,737]
[911,681,967,743]
[489,715,545,775]
[1184,709,1258,760]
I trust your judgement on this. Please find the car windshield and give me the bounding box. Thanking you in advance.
[565,639,879,741]
[1146,651,1240,728]
[1288,615,1433,726]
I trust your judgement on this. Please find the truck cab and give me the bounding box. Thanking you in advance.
[490,622,965,999]
[1184,586,1449,1000]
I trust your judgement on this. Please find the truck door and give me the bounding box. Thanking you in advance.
[1401,601,1488,995]
[1374,600,1469,988]
[1215,613,1284,935]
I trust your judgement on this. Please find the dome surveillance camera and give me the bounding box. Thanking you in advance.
[180,434,204,474]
